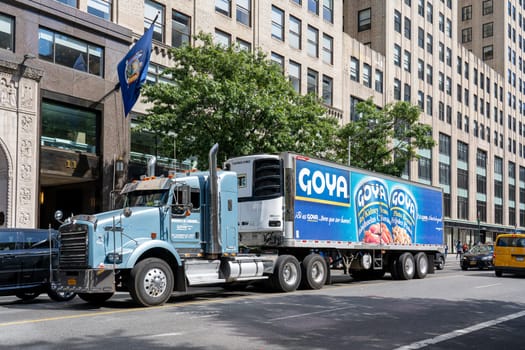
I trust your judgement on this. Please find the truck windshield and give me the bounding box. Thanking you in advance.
[125,190,169,207]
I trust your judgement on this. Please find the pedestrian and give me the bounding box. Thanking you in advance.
[456,240,462,259]
[462,242,468,253]
[445,243,449,256]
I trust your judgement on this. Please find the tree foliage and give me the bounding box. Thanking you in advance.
[140,33,339,168]
[335,99,436,177]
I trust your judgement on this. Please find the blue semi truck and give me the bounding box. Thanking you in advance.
[53,144,444,306]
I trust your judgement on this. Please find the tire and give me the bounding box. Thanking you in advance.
[390,258,400,280]
[495,270,503,277]
[47,290,76,302]
[77,293,114,304]
[270,255,301,292]
[397,253,415,280]
[130,258,174,307]
[15,292,40,301]
[461,263,468,271]
[435,256,445,270]
[414,252,428,279]
[300,254,327,290]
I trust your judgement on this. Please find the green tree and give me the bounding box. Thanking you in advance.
[336,99,436,177]
[140,33,339,168]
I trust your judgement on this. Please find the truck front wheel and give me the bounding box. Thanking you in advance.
[130,258,174,307]
[271,255,301,292]
[300,254,327,290]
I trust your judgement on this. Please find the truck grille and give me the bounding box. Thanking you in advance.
[59,223,89,268]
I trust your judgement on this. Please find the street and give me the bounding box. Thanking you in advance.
[1,257,524,349]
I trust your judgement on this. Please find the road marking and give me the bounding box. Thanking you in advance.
[267,306,354,322]
[394,310,525,350]
[474,283,502,289]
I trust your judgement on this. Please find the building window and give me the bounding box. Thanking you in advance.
[307,68,318,95]
[363,64,371,88]
[446,19,452,38]
[236,39,252,51]
[375,69,383,93]
[462,28,472,43]
[323,0,333,23]
[418,59,424,80]
[41,100,99,154]
[236,0,251,26]
[271,6,284,41]
[289,15,301,49]
[458,141,469,162]
[418,0,424,16]
[38,27,104,76]
[462,5,472,20]
[417,90,424,109]
[394,10,402,33]
[483,45,493,60]
[426,95,433,116]
[358,8,371,32]
[322,34,333,65]
[404,17,411,39]
[216,0,231,16]
[394,79,401,100]
[477,175,487,194]
[350,57,359,82]
[483,22,493,38]
[271,52,284,71]
[172,11,191,48]
[145,0,164,42]
[457,197,468,220]
[426,64,433,84]
[0,13,14,51]
[214,29,231,46]
[404,50,411,72]
[426,2,433,23]
[418,27,424,48]
[483,0,493,15]
[426,33,433,53]
[56,0,78,6]
[308,0,319,15]
[87,0,112,21]
[458,169,469,190]
[394,44,401,66]
[404,83,411,101]
[439,133,451,155]
[307,25,319,58]
[146,62,172,85]
[418,154,432,182]
[322,75,333,106]
[289,60,301,93]
[439,163,450,185]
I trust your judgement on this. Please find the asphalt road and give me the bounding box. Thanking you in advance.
[1,257,525,349]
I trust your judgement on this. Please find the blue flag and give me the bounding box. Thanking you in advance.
[118,21,155,117]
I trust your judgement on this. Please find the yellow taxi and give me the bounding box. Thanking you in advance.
[493,233,525,277]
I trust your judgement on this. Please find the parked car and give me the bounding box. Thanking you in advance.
[493,233,525,277]
[0,228,75,301]
[460,244,494,270]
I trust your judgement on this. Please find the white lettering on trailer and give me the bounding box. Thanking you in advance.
[298,167,348,199]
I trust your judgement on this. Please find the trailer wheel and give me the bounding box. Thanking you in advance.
[271,255,301,292]
[397,253,415,280]
[15,292,40,301]
[77,293,114,304]
[390,258,400,280]
[300,254,327,290]
[414,252,428,279]
[130,258,174,307]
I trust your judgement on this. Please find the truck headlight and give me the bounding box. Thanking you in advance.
[106,252,122,264]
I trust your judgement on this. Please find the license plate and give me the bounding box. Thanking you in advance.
[67,278,77,286]
[516,256,524,262]
[470,261,477,266]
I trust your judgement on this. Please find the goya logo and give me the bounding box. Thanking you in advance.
[390,188,417,218]
[295,160,350,207]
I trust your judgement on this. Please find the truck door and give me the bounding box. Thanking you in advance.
[170,183,202,255]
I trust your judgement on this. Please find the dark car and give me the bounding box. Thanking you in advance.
[0,228,75,302]
[460,244,494,270]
